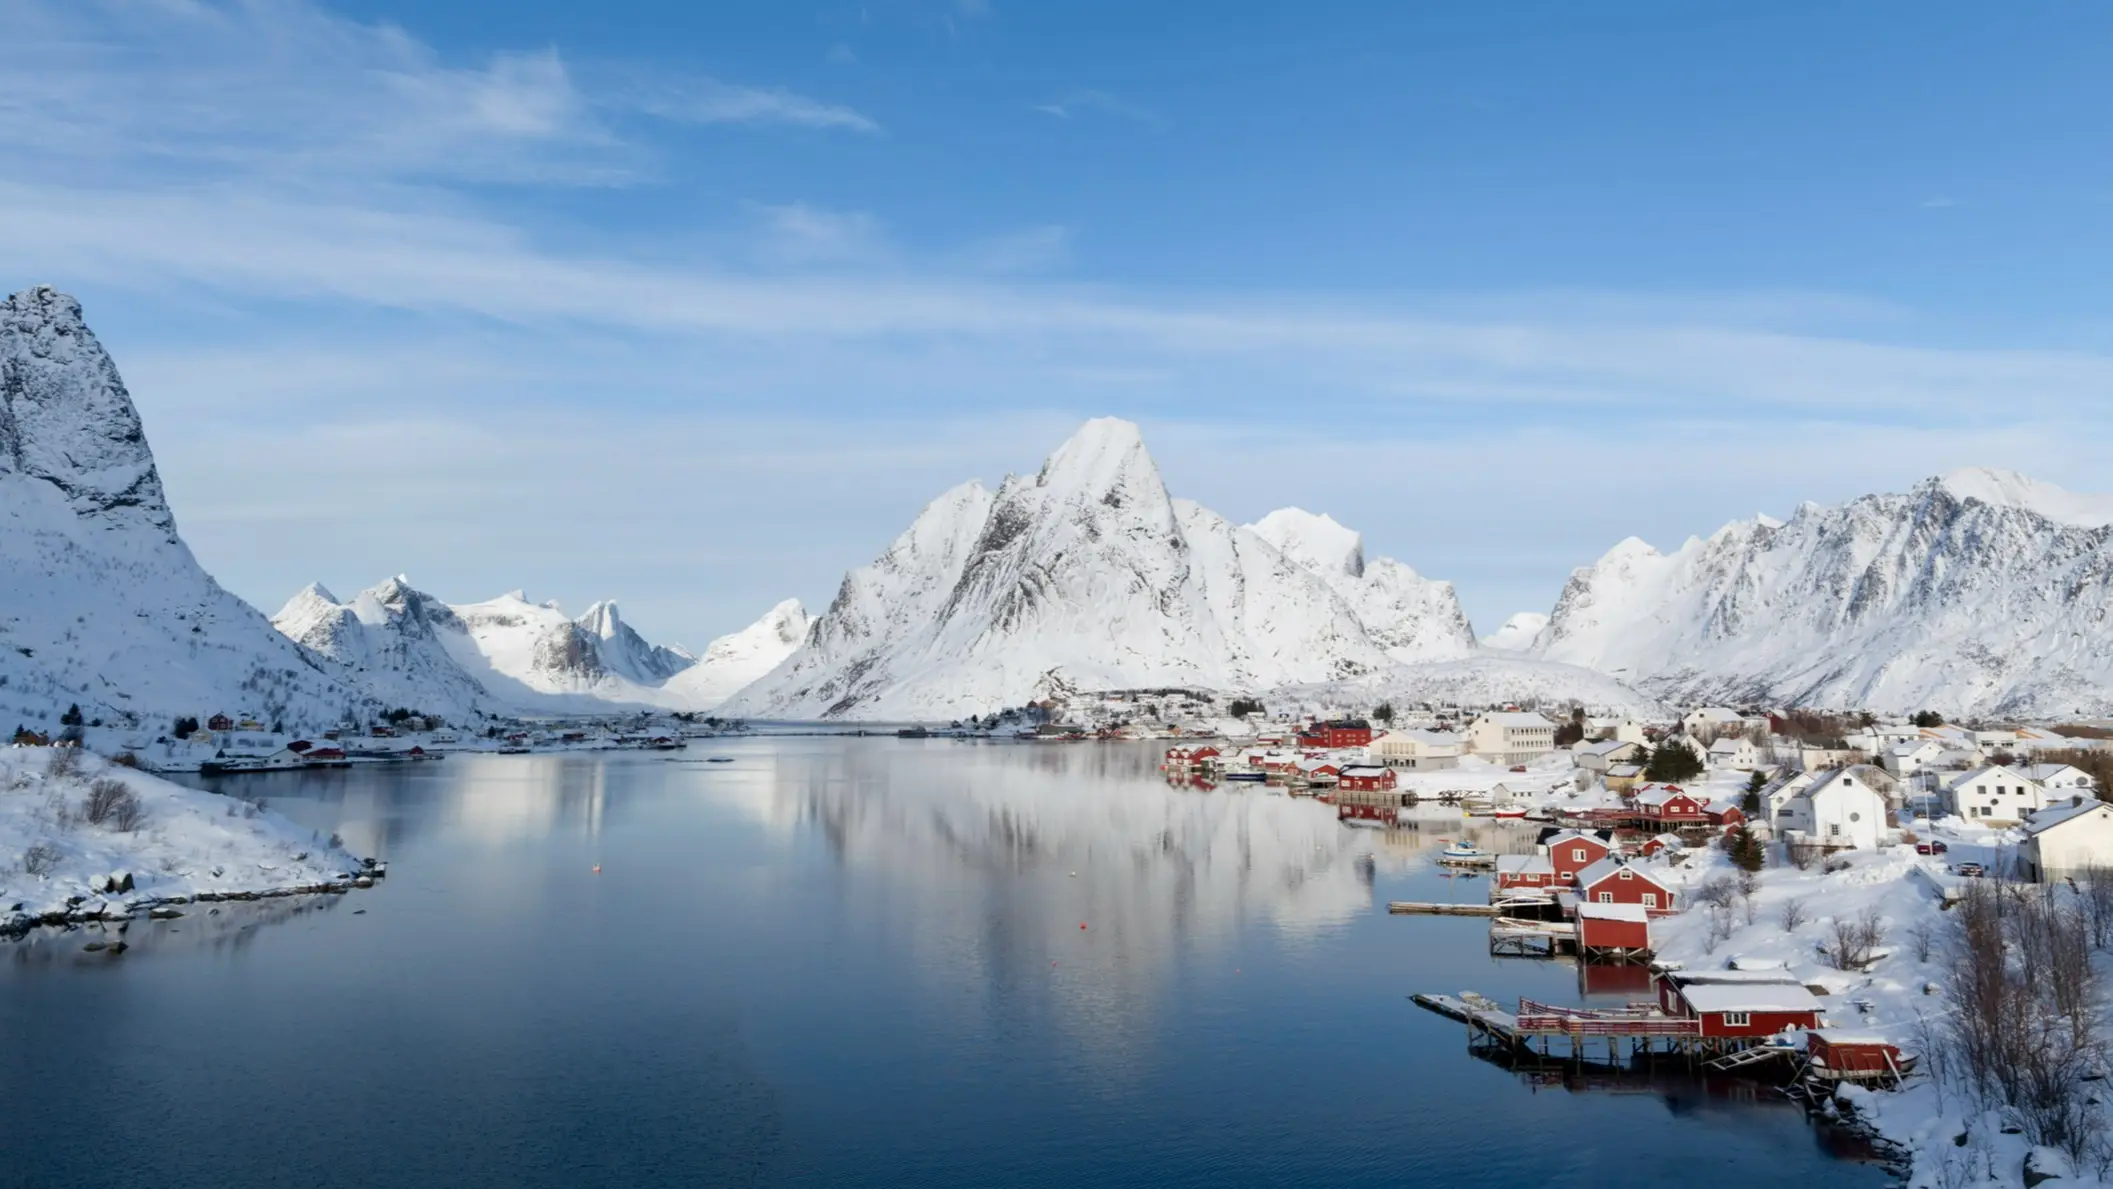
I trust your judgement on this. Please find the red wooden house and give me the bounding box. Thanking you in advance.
[1573,901,1651,959]
[1336,765,1396,792]
[207,713,234,733]
[1493,853,1558,890]
[1704,797,1747,827]
[1631,784,1709,828]
[1543,830,1613,881]
[1661,976,1824,1039]
[1574,858,1677,914]
[1636,832,1684,858]
[1297,719,1373,749]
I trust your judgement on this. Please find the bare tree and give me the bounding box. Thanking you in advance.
[1779,897,1809,931]
[81,778,136,827]
[1823,905,1888,971]
[1693,875,1739,912]
[2080,866,2113,950]
[1907,918,1939,963]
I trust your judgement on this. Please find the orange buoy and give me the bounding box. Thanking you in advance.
[1079,922,1087,930]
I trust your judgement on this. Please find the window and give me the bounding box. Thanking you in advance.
[1829,824,1841,837]
[1598,892,1613,904]
[1643,893,1657,908]
[1572,848,1586,862]
[1619,869,1633,880]
[1723,1012,1751,1028]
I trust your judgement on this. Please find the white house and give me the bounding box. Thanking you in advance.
[1882,739,1944,778]
[1707,736,1759,771]
[1775,768,1887,851]
[1464,712,1556,763]
[1588,717,1650,746]
[1573,739,1644,774]
[2025,764,2095,794]
[1368,729,1463,770]
[1946,764,2051,825]
[2021,798,2113,882]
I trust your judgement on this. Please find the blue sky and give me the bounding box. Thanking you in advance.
[6,0,2113,649]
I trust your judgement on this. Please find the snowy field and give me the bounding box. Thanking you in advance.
[0,746,368,932]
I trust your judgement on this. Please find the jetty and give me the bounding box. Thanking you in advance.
[1413,990,1712,1064]
[1389,901,1499,916]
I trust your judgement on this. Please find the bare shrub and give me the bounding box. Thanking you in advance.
[109,752,140,769]
[1787,841,1819,871]
[1694,875,1738,911]
[82,778,128,825]
[1907,918,1939,963]
[47,747,79,778]
[22,842,61,876]
[1824,905,1888,971]
[1779,897,1809,931]
[110,789,146,832]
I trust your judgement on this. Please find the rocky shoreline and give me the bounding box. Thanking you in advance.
[2,858,387,941]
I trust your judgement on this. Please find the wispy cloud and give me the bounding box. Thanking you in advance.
[1031,90,1162,125]
[0,0,875,193]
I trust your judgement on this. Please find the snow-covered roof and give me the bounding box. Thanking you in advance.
[2025,798,2111,836]
[1678,982,1823,1014]
[1475,711,1554,728]
[1662,969,1805,986]
[1495,854,1554,875]
[1575,857,1672,890]
[1945,763,2037,790]
[1576,739,1634,758]
[1607,763,1644,777]
[2025,763,2089,782]
[1632,784,1696,808]
[1545,829,1610,850]
[1337,765,1389,777]
[1685,707,1746,723]
[1707,737,1746,754]
[1575,901,1649,922]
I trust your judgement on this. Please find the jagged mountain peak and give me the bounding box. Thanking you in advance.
[725,418,1477,719]
[1929,466,2113,528]
[1537,469,2113,716]
[1248,508,1366,579]
[1,284,173,538]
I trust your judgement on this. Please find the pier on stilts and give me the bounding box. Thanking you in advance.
[1411,991,1764,1068]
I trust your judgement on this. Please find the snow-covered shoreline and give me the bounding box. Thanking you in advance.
[1,745,380,939]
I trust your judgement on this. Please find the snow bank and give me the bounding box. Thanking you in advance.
[0,746,371,933]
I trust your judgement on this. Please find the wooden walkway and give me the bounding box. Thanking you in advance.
[1389,901,1499,916]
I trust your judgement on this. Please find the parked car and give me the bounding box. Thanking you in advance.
[1915,840,1949,855]
[1954,861,1985,877]
[1509,765,1527,773]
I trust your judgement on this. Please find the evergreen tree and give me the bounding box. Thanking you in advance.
[1644,738,1704,783]
[59,703,83,727]
[1724,825,1766,872]
[1372,702,1395,725]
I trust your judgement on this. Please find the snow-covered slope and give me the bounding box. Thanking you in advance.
[1246,508,1475,663]
[0,286,374,731]
[271,578,492,716]
[1480,612,1549,651]
[1534,469,2113,717]
[724,419,1486,720]
[659,599,808,712]
[575,600,695,685]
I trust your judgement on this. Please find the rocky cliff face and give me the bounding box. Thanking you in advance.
[0,286,371,729]
[1534,469,2113,717]
[723,419,1479,720]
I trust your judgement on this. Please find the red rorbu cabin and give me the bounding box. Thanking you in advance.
[1657,972,1824,1038]
[1574,858,1677,914]
[1336,765,1396,792]
[1805,1031,1913,1083]
[1543,830,1613,881]
[1631,784,1709,827]
[1297,719,1373,749]
[1573,901,1651,959]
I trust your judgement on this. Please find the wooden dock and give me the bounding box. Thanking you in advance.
[1389,901,1499,916]
[1413,989,1712,1066]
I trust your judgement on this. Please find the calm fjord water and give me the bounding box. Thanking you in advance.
[2,741,1886,1188]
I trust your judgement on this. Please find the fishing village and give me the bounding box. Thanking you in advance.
[1161,702,2113,1185]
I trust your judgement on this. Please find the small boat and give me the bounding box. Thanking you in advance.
[706,756,735,764]
[1491,806,1529,819]
[1223,771,1267,782]
[1437,841,1492,866]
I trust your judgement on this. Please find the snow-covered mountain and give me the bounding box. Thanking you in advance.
[0,286,375,731]
[1246,508,1475,663]
[1480,612,1549,651]
[1533,468,2113,717]
[271,577,804,716]
[660,598,809,711]
[723,419,1496,720]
